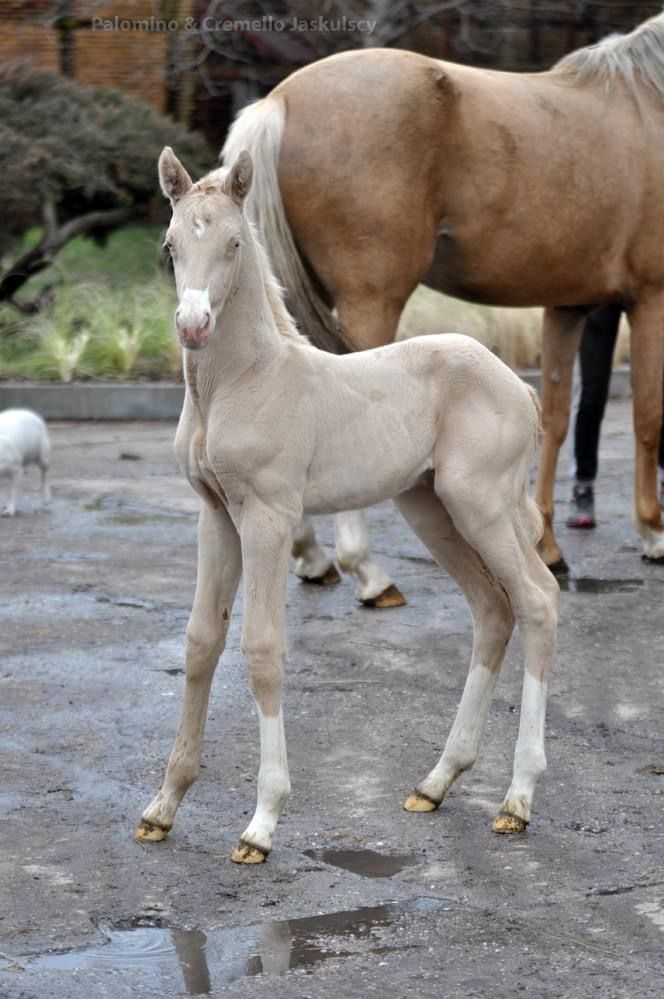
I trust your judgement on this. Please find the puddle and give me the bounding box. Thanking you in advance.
[28,897,449,993]
[558,577,643,594]
[303,848,419,878]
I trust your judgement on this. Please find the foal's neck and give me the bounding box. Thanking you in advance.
[185,234,285,415]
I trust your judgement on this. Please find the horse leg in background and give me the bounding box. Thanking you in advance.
[440,478,558,832]
[136,504,242,842]
[335,510,407,607]
[2,463,22,517]
[232,500,294,864]
[535,306,588,572]
[292,516,341,586]
[394,480,514,815]
[628,295,664,560]
[38,435,51,507]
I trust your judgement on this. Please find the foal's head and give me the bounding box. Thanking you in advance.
[159,147,253,350]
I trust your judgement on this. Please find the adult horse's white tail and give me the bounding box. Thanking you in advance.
[222,99,346,354]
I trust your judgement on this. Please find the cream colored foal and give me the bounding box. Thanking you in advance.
[135,148,558,863]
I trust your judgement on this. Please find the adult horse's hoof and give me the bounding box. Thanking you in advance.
[492,813,528,834]
[300,565,342,586]
[363,584,407,609]
[135,819,170,843]
[546,557,569,577]
[642,553,664,564]
[404,791,439,812]
[231,841,268,864]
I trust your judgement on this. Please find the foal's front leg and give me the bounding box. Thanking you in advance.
[232,502,294,864]
[135,504,242,842]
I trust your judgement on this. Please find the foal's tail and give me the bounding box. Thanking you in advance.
[518,384,545,546]
[222,98,346,354]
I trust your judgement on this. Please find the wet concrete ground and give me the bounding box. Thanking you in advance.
[1,398,663,998]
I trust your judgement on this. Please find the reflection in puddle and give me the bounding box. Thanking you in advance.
[28,897,448,994]
[558,577,643,594]
[303,847,419,878]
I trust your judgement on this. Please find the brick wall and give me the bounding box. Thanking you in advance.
[1,1,662,143]
[0,0,194,115]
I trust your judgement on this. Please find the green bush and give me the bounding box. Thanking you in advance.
[0,224,182,381]
[0,62,213,309]
[0,277,180,382]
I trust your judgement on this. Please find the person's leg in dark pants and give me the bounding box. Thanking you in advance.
[567,304,621,527]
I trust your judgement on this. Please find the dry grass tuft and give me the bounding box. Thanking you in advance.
[397,286,630,369]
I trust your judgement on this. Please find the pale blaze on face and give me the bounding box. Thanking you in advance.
[164,193,243,350]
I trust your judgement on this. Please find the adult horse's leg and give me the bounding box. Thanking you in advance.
[231,500,295,863]
[292,516,341,586]
[292,511,407,607]
[135,504,242,842]
[326,295,410,607]
[535,306,588,572]
[394,480,515,814]
[335,510,406,607]
[627,295,664,559]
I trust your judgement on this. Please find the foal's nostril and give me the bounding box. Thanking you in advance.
[175,309,210,336]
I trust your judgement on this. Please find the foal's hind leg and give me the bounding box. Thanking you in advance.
[136,504,242,842]
[441,487,558,832]
[394,481,514,813]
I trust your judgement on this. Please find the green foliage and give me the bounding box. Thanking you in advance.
[0,227,182,381]
[0,62,213,253]
[0,278,180,382]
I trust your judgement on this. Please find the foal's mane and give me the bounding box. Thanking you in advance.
[554,8,664,102]
[248,219,310,346]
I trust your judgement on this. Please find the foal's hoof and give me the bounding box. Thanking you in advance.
[404,791,439,813]
[231,841,268,864]
[135,819,170,843]
[300,565,342,586]
[492,813,528,834]
[363,584,407,609]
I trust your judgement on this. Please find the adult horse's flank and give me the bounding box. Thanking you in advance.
[135,148,558,863]
[222,10,664,572]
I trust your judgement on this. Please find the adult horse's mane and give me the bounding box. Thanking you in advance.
[555,8,664,102]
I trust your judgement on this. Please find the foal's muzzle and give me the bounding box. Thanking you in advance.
[175,311,211,350]
[175,287,213,350]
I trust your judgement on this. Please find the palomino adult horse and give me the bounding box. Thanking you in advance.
[135,148,558,862]
[222,10,664,574]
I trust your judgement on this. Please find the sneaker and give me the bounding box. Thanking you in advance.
[566,484,596,529]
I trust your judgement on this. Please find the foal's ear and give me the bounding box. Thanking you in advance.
[158,147,193,206]
[226,151,253,207]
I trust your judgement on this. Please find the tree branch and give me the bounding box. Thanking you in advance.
[0,205,134,306]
